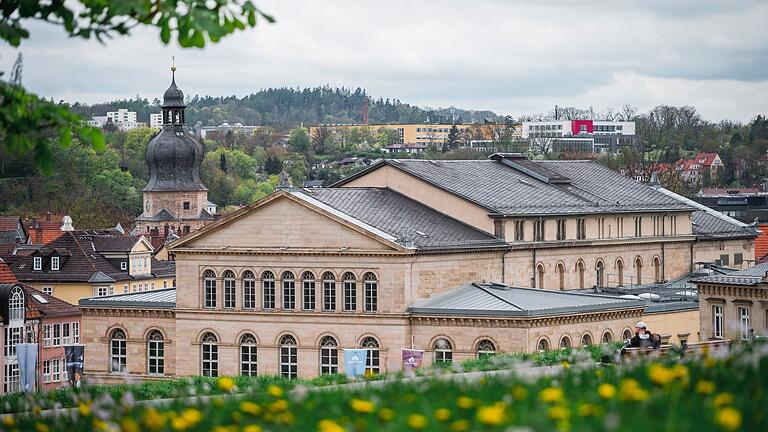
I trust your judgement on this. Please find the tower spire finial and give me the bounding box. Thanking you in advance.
[171,56,176,81]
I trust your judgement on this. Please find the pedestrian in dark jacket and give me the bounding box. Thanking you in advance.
[629,321,661,349]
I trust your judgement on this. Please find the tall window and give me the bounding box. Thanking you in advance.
[653,256,661,283]
[201,332,218,377]
[738,307,750,340]
[476,339,496,359]
[537,338,550,352]
[240,333,258,376]
[560,336,572,349]
[581,334,592,347]
[514,220,524,241]
[577,261,585,289]
[635,257,642,285]
[323,272,336,311]
[361,337,380,374]
[8,286,24,321]
[712,304,724,339]
[556,219,566,240]
[203,269,216,309]
[282,271,296,310]
[534,219,545,241]
[622,328,633,340]
[616,217,624,237]
[616,259,624,287]
[556,262,565,291]
[242,270,256,309]
[279,335,298,379]
[634,216,642,237]
[343,272,357,311]
[147,330,164,376]
[434,338,452,364]
[597,218,606,239]
[110,329,127,373]
[262,271,275,309]
[576,218,586,240]
[319,336,339,375]
[33,256,42,270]
[596,260,605,288]
[601,331,613,344]
[62,322,71,345]
[43,324,52,347]
[364,272,378,312]
[302,272,316,310]
[223,270,236,309]
[51,256,60,271]
[536,264,545,289]
[73,321,80,343]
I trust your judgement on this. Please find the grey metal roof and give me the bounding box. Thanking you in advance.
[293,188,509,251]
[692,262,768,286]
[79,288,176,308]
[408,282,646,317]
[335,155,693,216]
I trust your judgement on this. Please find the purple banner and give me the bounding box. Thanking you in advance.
[402,349,424,372]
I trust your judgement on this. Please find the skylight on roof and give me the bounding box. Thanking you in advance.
[32,293,48,303]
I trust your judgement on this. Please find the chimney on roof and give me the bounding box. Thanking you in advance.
[60,215,74,231]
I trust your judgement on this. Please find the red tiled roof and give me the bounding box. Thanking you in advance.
[0,261,19,283]
[694,152,720,166]
[756,225,768,260]
[23,218,64,245]
[0,216,21,232]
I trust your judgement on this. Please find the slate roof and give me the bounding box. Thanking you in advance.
[334,155,693,216]
[91,235,141,252]
[653,186,757,239]
[408,282,646,317]
[691,262,768,286]
[79,288,176,309]
[292,188,509,251]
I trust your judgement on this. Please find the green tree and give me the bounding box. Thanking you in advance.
[446,124,459,151]
[0,0,274,171]
[288,127,310,153]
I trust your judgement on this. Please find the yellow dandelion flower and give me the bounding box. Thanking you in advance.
[548,405,570,421]
[171,417,189,431]
[78,402,92,417]
[240,401,262,416]
[456,396,474,409]
[35,423,49,432]
[269,399,288,412]
[121,418,140,432]
[217,376,236,392]
[715,407,742,431]
[620,379,649,401]
[317,419,345,432]
[3,416,15,427]
[648,363,675,386]
[598,383,616,399]
[596,370,604,378]
[267,385,284,398]
[349,398,376,414]
[696,380,716,395]
[512,385,527,400]
[713,392,734,408]
[477,404,505,426]
[143,408,165,430]
[450,419,470,432]
[408,414,428,429]
[434,408,451,422]
[378,408,395,422]
[91,419,108,431]
[562,360,570,369]
[243,425,262,432]
[539,387,564,403]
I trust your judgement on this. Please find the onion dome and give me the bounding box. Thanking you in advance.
[162,66,185,108]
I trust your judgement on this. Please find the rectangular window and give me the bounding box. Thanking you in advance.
[323,279,336,311]
[52,359,61,382]
[262,278,275,309]
[344,277,357,311]
[303,278,315,311]
[720,254,730,266]
[73,322,80,344]
[51,256,59,271]
[556,219,566,240]
[576,218,586,239]
[514,221,524,241]
[534,219,545,242]
[121,262,127,270]
[43,360,52,383]
[44,324,52,347]
[243,278,256,309]
[34,257,42,271]
[62,322,71,345]
[204,278,217,308]
[148,339,165,376]
[738,307,750,341]
[224,278,236,309]
[111,338,126,373]
[634,217,642,237]
[734,253,743,266]
[617,217,624,237]
[53,323,61,346]
[183,201,190,210]
[43,286,53,295]
[283,277,295,310]
[712,304,724,339]
[493,220,504,239]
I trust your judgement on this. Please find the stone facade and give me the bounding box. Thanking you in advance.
[698,282,768,342]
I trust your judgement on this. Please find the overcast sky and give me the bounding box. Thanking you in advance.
[1,0,767,122]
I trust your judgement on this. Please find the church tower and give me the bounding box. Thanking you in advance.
[135,66,216,237]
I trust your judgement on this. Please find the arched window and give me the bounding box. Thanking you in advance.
[279,335,298,379]
[536,263,545,289]
[319,336,339,374]
[602,331,614,344]
[322,272,336,311]
[576,260,585,289]
[537,338,550,352]
[581,334,592,347]
[360,336,380,374]
[302,271,315,310]
[203,269,216,308]
[622,328,633,341]
[223,270,236,309]
[282,271,295,310]
[596,260,605,288]
[343,272,357,311]
[559,335,572,349]
[653,256,661,283]
[616,259,624,287]
[364,272,378,312]
[201,332,218,377]
[8,286,24,321]
[556,262,565,291]
[434,338,452,364]
[634,257,642,286]
[147,330,164,376]
[240,333,258,376]
[110,329,127,373]
[476,339,496,359]
[262,271,275,309]
[242,270,256,309]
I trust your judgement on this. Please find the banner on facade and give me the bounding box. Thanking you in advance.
[15,343,37,392]
[401,349,424,372]
[65,344,85,386]
[343,349,368,378]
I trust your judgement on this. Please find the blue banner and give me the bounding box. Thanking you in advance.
[15,343,37,392]
[343,349,368,378]
[65,344,85,386]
